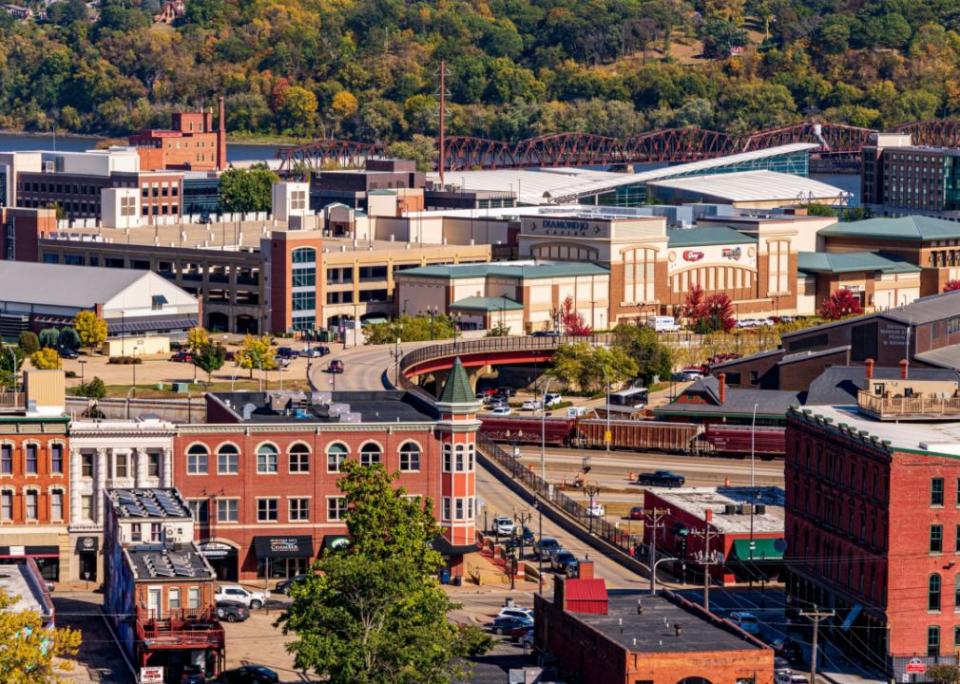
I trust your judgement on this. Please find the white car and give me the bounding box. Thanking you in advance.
[586,502,605,517]
[544,393,562,407]
[493,516,515,536]
[729,611,760,635]
[215,584,268,609]
[498,606,533,621]
[521,400,542,411]
[491,406,512,416]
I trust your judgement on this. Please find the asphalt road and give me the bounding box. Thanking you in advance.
[308,340,435,391]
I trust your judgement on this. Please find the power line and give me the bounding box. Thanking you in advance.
[799,606,836,684]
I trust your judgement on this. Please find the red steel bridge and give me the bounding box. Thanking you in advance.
[275,120,959,172]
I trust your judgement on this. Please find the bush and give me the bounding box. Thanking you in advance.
[18,331,39,355]
[65,370,77,379]
[107,356,143,365]
[74,376,107,399]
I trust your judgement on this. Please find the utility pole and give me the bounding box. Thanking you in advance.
[584,484,600,535]
[438,60,446,186]
[800,606,835,684]
[644,507,670,594]
[693,523,721,613]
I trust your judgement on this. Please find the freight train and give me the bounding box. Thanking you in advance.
[479,415,786,457]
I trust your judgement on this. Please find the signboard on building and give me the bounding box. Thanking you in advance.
[198,542,233,559]
[905,659,926,675]
[140,666,164,683]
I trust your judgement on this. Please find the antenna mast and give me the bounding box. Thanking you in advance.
[439,60,446,186]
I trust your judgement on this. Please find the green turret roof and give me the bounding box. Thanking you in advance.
[438,357,474,405]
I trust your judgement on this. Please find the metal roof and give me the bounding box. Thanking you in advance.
[450,296,524,312]
[648,486,785,534]
[438,357,476,405]
[666,226,756,248]
[0,261,163,309]
[427,144,818,205]
[398,261,609,280]
[646,170,847,203]
[880,290,960,325]
[820,215,960,241]
[915,344,960,371]
[797,251,921,275]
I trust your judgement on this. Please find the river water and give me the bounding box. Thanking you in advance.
[0,131,281,161]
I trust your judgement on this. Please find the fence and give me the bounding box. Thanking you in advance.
[476,431,636,553]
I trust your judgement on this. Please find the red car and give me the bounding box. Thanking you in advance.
[510,625,533,642]
[170,351,193,363]
[628,506,645,520]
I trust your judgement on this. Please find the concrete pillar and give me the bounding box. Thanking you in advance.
[134,448,147,487]
[161,447,173,488]
[95,448,107,524]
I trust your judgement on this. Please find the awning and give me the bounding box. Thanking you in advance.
[198,541,236,559]
[76,536,99,553]
[0,545,60,558]
[252,535,314,560]
[732,538,785,561]
[432,535,478,557]
[841,604,863,632]
[105,315,199,335]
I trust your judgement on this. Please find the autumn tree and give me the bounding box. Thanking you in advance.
[186,327,211,353]
[236,335,276,378]
[818,288,863,320]
[31,348,61,370]
[277,461,492,683]
[0,587,81,681]
[683,286,735,333]
[74,311,108,350]
[558,296,592,336]
[944,280,960,292]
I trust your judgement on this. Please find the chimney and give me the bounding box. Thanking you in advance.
[217,96,227,171]
[705,509,713,523]
[674,623,683,637]
[578,560,595,580]
[717,373,726,404]
[865,358,875,380]
[900,358,909,380]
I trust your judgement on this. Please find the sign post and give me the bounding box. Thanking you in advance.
[140,666,164,684]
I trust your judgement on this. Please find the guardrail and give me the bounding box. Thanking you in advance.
[476,432,636,552]
[399,333,615,376]
[858,390,960,420]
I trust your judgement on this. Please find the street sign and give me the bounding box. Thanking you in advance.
[905,658,926,674]
[140,666,164,684]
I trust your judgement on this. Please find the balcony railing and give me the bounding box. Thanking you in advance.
[858,390,960,420]
[136,607,224,650]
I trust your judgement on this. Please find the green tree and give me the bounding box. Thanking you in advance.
[39,328,61,350]
[700,18,748,59]
[17,332,39,356]
[384,135,436,172]
[74,311,108,350]
[365,314,456,345]
[282,86,319,134]
[549,342,638,393]
[0,587,82,681]
[193,344,226,383]
[219,167,280,214]
[75,376,107,399]
[59,326,81,351]
[276,461,491,683]
[613,323,673,384]
[236,335,276,378]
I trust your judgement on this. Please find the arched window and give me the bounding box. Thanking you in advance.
[327,443,348,472]
[360,443,382,466]
[930,573,942,611]
[187,444,208,475]
[257,444,278,474]
[290,443,310,473]
[217,444,239,474]
[399,442,421,472]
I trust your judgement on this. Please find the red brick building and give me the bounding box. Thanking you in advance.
[0,371,70,581]
[534,564,773,684]
[129,98,227,172]
[786,377,960,678]
[174,369,478,581]
[0,206,58,263]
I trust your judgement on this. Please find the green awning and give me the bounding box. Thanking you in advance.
[732,538,785,561]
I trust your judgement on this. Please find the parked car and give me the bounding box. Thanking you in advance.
[771,638,804,664]
[636,470,685,488]
[276,346,299,359]
[530,330,561,338]
[517,526,535,544]
[491,406,512,416]
[518,627,534,648]
[491,615,533,635]
[215,600,249,623]
[328,359,344,373]
[551,550,579,576]
[180,666,206,684]
[304,346,330,358]
[214,584,267,609]
[276,357,292,369]
[628,506,645,520]
[566,406,588,418]
[221,665,280,683]
[59,348,79,360]
[775,673,808,684]
[729,611,761,635]
[774,657,792,673]
[520,399,542,411]
[493,515,515,536]
[511,625,534,643]
[497,386,517,397]
[170,351,193,363]
[544,392,563,407]
[275,574,309,594]
[646,315,682,333]
[497,606,534,621]
[675,368,703,381]
[586,502,605,518]
[533,537,561,560]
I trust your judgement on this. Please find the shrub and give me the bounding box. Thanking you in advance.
[107,356,143,365]
[18,331,39,355]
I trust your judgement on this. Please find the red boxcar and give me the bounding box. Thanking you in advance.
[701,424,786,457]
[479,416,575,446]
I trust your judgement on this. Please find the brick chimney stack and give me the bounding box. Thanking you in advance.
[217,96,227,171]
[900,358,909,380]
[865,358,875,380]
[717,373,726,404]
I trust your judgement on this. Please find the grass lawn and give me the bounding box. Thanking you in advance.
[69,377,311,399]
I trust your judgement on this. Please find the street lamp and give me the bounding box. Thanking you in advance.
[650,555,678,595]
[131,349,137,399]
[600,366,611,453]
[584,483,600,534]
[540,378,553,483]
[78,359,87,387]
